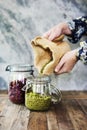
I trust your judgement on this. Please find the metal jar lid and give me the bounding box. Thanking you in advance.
[5,64,34,72]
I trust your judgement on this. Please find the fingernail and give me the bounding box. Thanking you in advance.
[55,68,58,72]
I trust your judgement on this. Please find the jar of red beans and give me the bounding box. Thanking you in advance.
[6,64,34,104]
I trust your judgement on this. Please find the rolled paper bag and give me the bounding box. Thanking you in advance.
[52,35,64,42]
[31,35,70,75]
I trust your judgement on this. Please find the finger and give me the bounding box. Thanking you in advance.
[53,35,64,42]
[55,60,64,73]
[43,30,51,39]
[48,32,57,41]
[57,67,66,75]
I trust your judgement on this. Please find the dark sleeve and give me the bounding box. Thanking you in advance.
[67,16,87,43]
[76,40,87,64]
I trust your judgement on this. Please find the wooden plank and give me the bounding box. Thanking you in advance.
[0,90,8,94]
[70,91,87,99]
[0,91,87,99]
[65,99,87,130]
[46,106,59,130]
[27,111,47,130]
[0,99,30,130]
[76,99,87,115]
[62,91,87,99]
[0,91,87,130]
[9,106,30,130]
[0,91,8,99]
[54,101,74,130]
[0,97,8,112]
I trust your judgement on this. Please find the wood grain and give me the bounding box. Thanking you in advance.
[64,100,87,130]
[46,106,59,130]
[55,102,74,130]
[0,99,30,130]
[27,112,47,130]
[0,91,87,130]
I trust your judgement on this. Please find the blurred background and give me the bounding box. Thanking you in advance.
[0,0,87,90]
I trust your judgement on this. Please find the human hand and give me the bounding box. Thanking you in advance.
[43,22,71,41]
[54,50,78,74]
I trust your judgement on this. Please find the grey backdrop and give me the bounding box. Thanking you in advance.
[0,0,87,90]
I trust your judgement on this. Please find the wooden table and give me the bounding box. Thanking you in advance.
[0,91,87,130]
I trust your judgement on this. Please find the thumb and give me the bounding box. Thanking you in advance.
[55,65,60,73]
[55,61,64,73]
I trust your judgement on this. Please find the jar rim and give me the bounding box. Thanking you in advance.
[6,64,34,72]
[30,75,51,83]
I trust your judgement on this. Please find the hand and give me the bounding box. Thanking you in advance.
[54,50,78,74]
[43,22,71,41]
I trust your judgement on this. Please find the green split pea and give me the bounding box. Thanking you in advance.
[25,92,51,111]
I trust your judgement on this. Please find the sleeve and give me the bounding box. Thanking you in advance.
[67,16,87,43]
[76,40,87,64]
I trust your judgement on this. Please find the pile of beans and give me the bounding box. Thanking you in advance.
[8,79,26,104]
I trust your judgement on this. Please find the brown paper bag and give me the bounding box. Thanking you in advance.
[31,35,70,75]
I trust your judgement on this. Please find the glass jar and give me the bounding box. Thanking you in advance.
[25,75,62,111]
[6,64,34,104]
